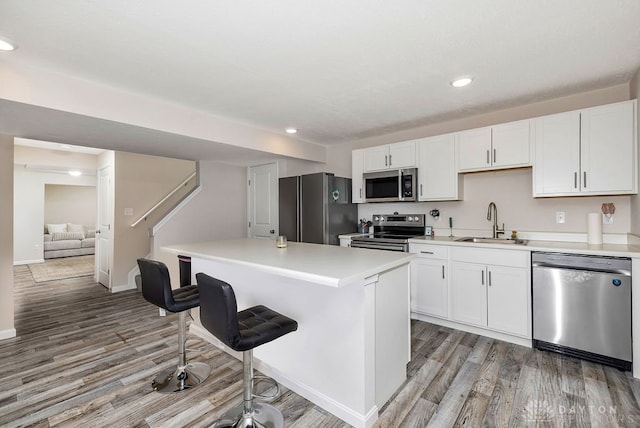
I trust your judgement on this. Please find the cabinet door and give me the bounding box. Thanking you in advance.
[580,100,636,194]
[532,111,581,196]
[491,120,530,169]
[411,258,448,318]
[388,141,417,169]
[351,149,365,202]
[450,262,487,327]
[486,265,529,337]
[417,134,459,201]
[457,127,491,171]
[364,146,390,172]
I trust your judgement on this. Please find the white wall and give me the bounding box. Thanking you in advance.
[0,135,15,339]
[153,161,248,285]
[14,167,96,264]
[630,69,640,236]
[45,184,97,227]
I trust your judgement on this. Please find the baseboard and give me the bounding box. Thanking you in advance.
[14,259,44,266]
[110,283,137,293]
[0,328,17,340]
[189,323,377,428]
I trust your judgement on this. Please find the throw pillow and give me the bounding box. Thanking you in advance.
[47,223,67,234]
[67,223,85,233]
[86,229,96,238]
[51,232,85,241]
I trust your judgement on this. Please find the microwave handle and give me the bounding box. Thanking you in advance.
[398,169,404,201]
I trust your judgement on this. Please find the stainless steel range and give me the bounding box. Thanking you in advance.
[351,214,426,252]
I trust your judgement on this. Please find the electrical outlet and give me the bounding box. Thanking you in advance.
[556,211,566,224]
[124,208,134,216]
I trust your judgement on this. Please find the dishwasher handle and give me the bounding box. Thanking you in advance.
[532,261,631,276]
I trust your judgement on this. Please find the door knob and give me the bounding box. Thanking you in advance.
[270,229,275,234]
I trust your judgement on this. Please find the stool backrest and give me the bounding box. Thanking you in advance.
[137,258,175,311]
[196,273,241,349]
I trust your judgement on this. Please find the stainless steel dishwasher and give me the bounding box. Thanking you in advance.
[532,252,632,371]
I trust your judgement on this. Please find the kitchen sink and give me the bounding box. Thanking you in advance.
[455,237,529,245]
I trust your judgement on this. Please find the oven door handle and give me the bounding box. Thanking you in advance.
[351,241,407,252]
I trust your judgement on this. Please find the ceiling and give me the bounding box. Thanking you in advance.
[1,1,640,160]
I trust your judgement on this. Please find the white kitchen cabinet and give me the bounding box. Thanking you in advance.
[450,247,530,338]
[409,244,448,319]
[417,134,461,201]
[352,149,365,203]
[457,120,530,172]
[533,99,637,197]
[364,141,416,172]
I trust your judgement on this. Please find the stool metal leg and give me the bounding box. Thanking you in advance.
[152,310,210,393]
[214,350,284,428]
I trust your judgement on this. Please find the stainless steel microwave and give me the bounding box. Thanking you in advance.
[363,168,417,202]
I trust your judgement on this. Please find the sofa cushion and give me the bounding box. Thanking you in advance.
[51,231,86,241]
[85,229,96,238]
[47,223,67,234]
[81,237,95,248]
[67,223,86,237]
[44,240,82,251]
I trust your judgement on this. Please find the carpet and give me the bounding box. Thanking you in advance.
[28,255,95,283]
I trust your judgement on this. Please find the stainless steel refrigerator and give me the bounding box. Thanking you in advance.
[279,172,358,245]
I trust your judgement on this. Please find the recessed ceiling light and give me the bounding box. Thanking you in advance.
[0,37,17,51]
[68,170,82,177]
[285,128,298,134]
[451,77,473,88]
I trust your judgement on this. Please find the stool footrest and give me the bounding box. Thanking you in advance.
[252,375,280,401]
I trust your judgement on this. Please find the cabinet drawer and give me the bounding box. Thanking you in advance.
[451,247,529,268]
[409,244,448,259]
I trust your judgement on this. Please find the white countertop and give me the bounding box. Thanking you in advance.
[409,235,640,257]
[162,238,414,287]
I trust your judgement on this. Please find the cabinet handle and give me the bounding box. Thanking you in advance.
[481,270,485,285]
[493,148,496,164]
[583,171,587,188]
[420,183,423,196]
[488,270,492,286]
[486,150,490,165]
[389,154,392,166]
[359,188,362,198]
[420,251,434,254]
[574,172,578,189]
[442,265,445,279]
[385,155,388,167]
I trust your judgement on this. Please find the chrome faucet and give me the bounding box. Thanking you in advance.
[487,202,505,239]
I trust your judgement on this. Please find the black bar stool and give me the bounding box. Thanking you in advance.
[137,258,210,393]
[196,273,298,428]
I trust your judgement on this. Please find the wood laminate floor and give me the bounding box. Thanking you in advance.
[3,265,640,427]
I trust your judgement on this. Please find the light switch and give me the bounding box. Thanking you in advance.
[124,208,134,216]
[556,211,566,224]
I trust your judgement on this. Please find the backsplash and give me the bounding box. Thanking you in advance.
[357,168,631,237]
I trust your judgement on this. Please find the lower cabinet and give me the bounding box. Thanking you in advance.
[450,247,530,338]
[410,244,448,318]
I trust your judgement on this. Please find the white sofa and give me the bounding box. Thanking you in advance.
[43,223,96,259]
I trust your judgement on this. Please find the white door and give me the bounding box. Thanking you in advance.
[248,163,278,239]
[351,149,365,203]
[364,145,390,172]
[457,127,491,171]
[97,166,112,288]
[486,265,529,337]
[411,258,448,318]
[387,141,417,168]
[491,119,530,168]
[450,261,487,327]
[417,134,458,201]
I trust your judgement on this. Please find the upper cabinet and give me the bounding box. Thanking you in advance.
[457,120,531,172]
[417,134,461,201]
[533,100,637,197]
[352,149,365,203]
[364,141,416,172]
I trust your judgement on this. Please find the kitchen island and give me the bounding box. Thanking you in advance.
[162,238,414,428]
